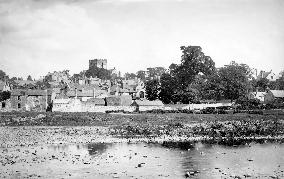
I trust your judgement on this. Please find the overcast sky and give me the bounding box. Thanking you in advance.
[0,0,284,79]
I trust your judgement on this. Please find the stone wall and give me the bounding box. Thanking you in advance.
[10,95,27,110]
[138,106,164,112]
[53,98,136,113]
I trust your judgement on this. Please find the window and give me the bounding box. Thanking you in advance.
[18,103,21,108]
[2,102,5,108]
[18,96,21,100]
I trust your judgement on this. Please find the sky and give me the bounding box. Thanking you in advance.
[0,0,284,79]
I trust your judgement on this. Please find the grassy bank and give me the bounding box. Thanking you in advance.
[1,112,284,145]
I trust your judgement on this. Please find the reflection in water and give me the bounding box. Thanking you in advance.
[86,142,111,156]
[2,142,283,179]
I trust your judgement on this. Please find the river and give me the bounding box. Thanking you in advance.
[1,142,283,178]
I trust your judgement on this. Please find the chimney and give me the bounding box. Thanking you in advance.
[93,88,96,98]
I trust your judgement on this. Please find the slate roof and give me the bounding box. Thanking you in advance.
[86,98,105,105]
[270,90,284,98]
[11,89,48,96]
[67,90,93,97]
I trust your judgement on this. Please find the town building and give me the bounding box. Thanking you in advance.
[10,89,52,111]
[89,59,107,69]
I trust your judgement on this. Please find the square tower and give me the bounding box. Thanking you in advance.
[89,59,107,69]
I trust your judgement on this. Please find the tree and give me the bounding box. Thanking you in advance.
[146,67,166,80]
[159,73,175,104]
[174,46,215,90]
[124,72,136,79]
[160,46,215,104]
[0,70,8,81]
[275,71,284,90]
[136,70,146,81]
[27,75,33,81]
[201,72,225,101]
[85,67,111,80]
[0,91,11,102]
[255,78,269,91]
[35,81,50,89]
[217,61,251,101]
[145,79,160,101]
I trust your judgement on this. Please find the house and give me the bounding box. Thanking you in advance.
[131,99,164,111]
[53,98,81,112]
[256,70,279,82]
[109,79,145,99]
[10,89,51,111]
[248,92,267,102]
[105,95,132,106]
[264,90,284,103]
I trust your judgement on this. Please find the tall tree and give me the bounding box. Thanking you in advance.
[159,73,175,104]
[136,70,146,81]
[174,46,215,90]
[255,78,269,91]
[218,61,251,101]
[145,79,160,101]
[146,67,166,80]
[27,75,33,81]
[275,71,284,90]
[0,70,8,81]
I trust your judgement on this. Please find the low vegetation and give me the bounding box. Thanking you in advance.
[1,112,283,144]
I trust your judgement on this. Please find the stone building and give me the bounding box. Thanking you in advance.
[89,59,107,69]
[10,89,52,111]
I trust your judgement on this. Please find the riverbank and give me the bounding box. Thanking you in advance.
[1,112,284,147]
[1,112,284,178]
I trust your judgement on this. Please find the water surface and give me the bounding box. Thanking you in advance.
[1,142,283,178]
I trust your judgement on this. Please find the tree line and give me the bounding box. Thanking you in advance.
[145,46,284,104]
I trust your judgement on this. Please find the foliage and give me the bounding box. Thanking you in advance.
[159,73,175,104]
[172,46,215,90]
[158,46,215,104]
[85,66,111,80]
[145,79,160,100]
[236,96,261,110]
[255,78,269,91]
[217,61,251,101]
[0,91,11,102]
[275,71,284,90]
[136,70,146,81]
[146,67,166,80]
[0,70,8,81]
[35,81,51,89]
[124,72,136,79]
[27,75,33,81]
